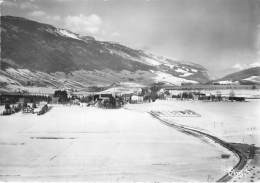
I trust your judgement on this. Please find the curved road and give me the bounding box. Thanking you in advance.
[149,111,250,182]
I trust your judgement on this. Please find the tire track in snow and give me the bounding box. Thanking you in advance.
[149,111,250,182]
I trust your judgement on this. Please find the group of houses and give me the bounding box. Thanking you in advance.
[1,100,49,116]
[0,83,248,115]
[165,89,246,102]
[0,85,161,112]
[0,92,50,115]
[69,87,158,108]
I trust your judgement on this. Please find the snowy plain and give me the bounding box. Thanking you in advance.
[125,99,260,182]
[126,99,260,146]
[0,103,242,181]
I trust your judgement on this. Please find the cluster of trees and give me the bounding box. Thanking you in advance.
[2,103,22,115]
[54,90,68,103]
[0,94,51,105]
[97,96,123,109]
[179,92,194,99]
[78,95,94,103]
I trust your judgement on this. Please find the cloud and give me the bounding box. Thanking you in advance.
[29,10,46,17]
[64,14,102,35]
[111,32,120,37]
[257,24,260,62]
[28,10,61,24]
[2,0,18,7]
[20,1,38,10]
[2,0,38,10]
[51,15,61,21]
[55,0,73,1]
[232,63,244,70]
[232,62,260,71]
[249,62,260,67]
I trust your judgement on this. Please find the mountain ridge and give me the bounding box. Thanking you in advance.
[214,67,260,85]
[0,15,209,92]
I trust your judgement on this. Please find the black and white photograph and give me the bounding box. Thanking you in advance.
[0,0,260,182]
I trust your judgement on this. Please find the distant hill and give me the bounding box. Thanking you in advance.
[0,16,209,92]
[214,67,260,85]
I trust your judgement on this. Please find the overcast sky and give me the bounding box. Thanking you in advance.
[2,0,260,77]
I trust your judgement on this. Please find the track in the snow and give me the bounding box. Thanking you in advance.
[149,111,252,182]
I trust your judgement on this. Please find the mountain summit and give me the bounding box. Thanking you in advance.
[0,16,209,92]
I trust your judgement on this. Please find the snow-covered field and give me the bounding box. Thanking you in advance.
[0,104,239,181]
[125,99,260,182]
[126,99,260,146]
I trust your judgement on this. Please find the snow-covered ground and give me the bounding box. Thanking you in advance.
[125,99,260,182]
[125,99,260,146]
[0,104,238,181]
[57,29,81,40]
[243,75,260,83]
[154,71,198,86]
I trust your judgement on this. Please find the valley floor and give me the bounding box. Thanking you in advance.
[0,100,259,181]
